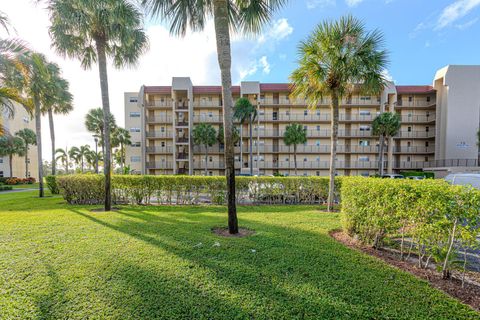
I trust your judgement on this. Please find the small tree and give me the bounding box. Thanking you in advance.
[372,112,400,176]
[0,135,25,177]
[15,128,36,178]
[55,148,68,174]
[193,124,217,176]
[111,127,131,173]
[283,123,307,176]
[234,97,257,175]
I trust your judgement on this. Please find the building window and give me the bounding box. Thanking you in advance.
[303,125,308,130]
[360,96,371,101]
[129,97,138,103]
[316,157,320,161]
[129,112,141,117]
[316,125,320,131]
[426,126,429,132]
[131,156,141,163]
[286,111,290,116]
[359,110,371,116]
[130,128,141,133]
[316,171,320,176]
[407,126,412,132]
[426,96,431,102]
[131,142,141,147]
[316,140,320,146]
[161,127,165,133]
[407,156,411,162]
[304,158,307,162]
[161,142,165,147]
[408,96,413,102]
[285,158,289,162]
[359,156,369,162]
[425,141,429,147]
[0,158,3,164]
[0,171,3,177]
[304,110,308,116]
[208,112,213,118]
[407,141,411,147]
[359,140,370,146]
[316,110,320,116]
[359,126,371,131]
[209,156,213,162]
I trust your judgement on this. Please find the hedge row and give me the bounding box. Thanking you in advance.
[55,175,342,205]
[342,177,480,278]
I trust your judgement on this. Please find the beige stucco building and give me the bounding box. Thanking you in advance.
[124,65,480,177]
[0,103,38,179]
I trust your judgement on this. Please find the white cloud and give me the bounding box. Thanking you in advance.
[306,0,336,9]
[1,1,291,160]
[345,0,364,7]
[455,17,479,29]
[436,0,480,30]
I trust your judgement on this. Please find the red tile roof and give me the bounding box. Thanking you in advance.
[396,85,435,94]
[144,86,171,94]
[260,83,292,92]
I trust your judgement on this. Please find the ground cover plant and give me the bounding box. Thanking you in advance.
[0,190,478,319]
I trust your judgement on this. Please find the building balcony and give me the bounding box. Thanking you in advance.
[400,114,436,123]
[396,100,436,108]
[146,146,173,153]
[146,101,172,108]
[260,98,381,106]
[147,116,172,123]
[175,120,189,127]
[193,115,223,123]
[146,131,172,138]
[176,153,189,160]
[146,161,173,169]
[176,137,189,144]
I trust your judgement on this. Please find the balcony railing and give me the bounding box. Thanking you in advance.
[260,98,381,106]
[146,161,173,169]
[147,116,172,123]
[146,100,172,108]
[146,131,172,138]
[193,115,223,123]
[397,100,436,107]
[176,137,189,143]
[400,114,436,123]
[146,146,173,153]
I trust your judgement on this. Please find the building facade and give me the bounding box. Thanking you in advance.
[0,102,38,179]
[125,65,480,177]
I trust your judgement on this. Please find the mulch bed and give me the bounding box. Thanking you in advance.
[330,229,480,311]
[212,227,255,238]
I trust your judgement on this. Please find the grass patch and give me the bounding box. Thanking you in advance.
[0,191,478,319]
[9,182,39,189]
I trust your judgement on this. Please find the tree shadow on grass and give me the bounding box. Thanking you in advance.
[66,207,479,319]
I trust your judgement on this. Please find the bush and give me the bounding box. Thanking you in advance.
[0,185,13,191]
[4,177,36,185]
[57,175,342,206]
[46,176,60,195]
[342,177,480,278]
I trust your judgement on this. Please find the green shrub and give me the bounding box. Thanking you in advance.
[56,175,342,206]
[46,175,60,195]
[341,177,480,278]
[0,185,13,191]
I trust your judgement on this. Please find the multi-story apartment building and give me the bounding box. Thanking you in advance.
[0,102,38,179]
[125,65,480,177]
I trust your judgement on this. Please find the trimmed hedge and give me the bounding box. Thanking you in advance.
[55,175,342,205]
[342,177,480,278]
[0,185,13,191]
[400,171,435,179]
[46,175,60,195]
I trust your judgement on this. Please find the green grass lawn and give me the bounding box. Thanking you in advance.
[9,182,39,189]
[0,191,478,319]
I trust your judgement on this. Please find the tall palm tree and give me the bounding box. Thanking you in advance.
[41,62,73,176]
[193,123,217,176]
[84,149,97,172]
[291,15,388,211]
[141,0,288,233]
[111,127,131,173]
[234,97,257,175]
[15,128,37,178]
[7,52,53,197]
[0,11,10,33]
[283,123,307,176]
[372,112,401,176]
[0,135,25,178]
[69,145,90,173]
[55,148,69,174]
[47,0,149,211]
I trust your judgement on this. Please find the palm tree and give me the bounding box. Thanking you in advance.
[111,127,131,173]
[85,149,98,172]
[234,97,257,175]
[0,39,33,134]
[372,112,401,176]
[41,62,73,176]
[7,52,53,197]
[15,128,37,178]
[55,148,69,174]
[69,145,90,173]
[85,108,116,162]
[68,147,81,172]
[193,123,217,176]
[0,135,25,178]
[290,15,388,211]
[141,0,288,234]
[217,125,240,148]
[283,123,307,176]
[47,0,148,211]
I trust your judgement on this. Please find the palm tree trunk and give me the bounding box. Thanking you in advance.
[9,154,13,178]
[48,109,56,175]
[25,145,29,178]
[387,136,394,174]
[95,38,112,211]
[95,140,99,174]
[294,144,297,176]
[81,157,84,173]
[249,116,253,176]
[205,146,208,176]
[213,0,238,234]
[327,92,339,212]
[34,97,44,197]
[239,125,243,168]
[120,142,124,173]
[378,135,385,176]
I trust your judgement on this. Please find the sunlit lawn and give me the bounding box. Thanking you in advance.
[0,191,478,319]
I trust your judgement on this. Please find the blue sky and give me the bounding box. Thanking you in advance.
[239,0,480,85]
